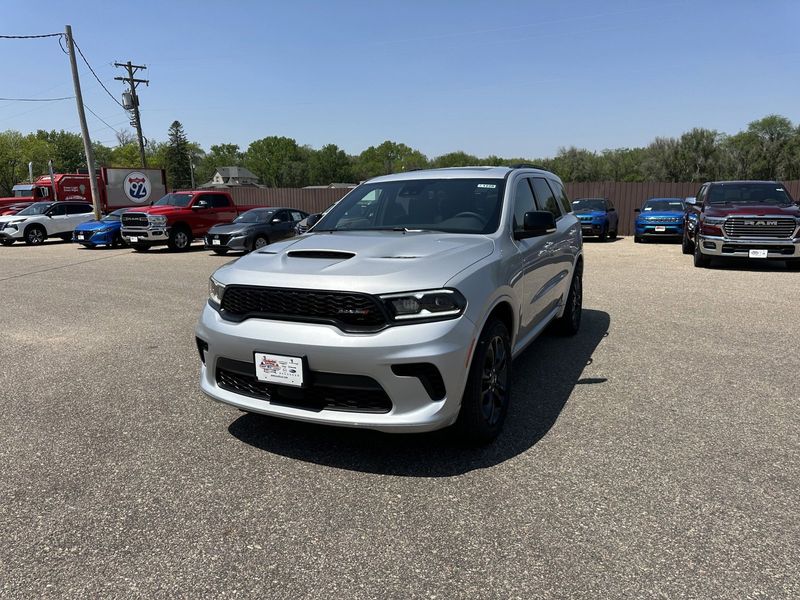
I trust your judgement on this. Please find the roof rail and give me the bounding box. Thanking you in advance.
[510,163,547,170]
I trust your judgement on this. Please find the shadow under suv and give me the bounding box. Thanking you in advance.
[196,167,584,443]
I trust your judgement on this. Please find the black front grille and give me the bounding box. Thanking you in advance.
[220,286,388,331]
[207,233,231,245]
[122,213,149,228]
[216,358,392,413]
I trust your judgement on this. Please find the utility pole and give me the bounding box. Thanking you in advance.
[114,61,148,168]
[65,25,102,221]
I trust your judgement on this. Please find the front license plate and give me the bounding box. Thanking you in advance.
[212,239,221,245]
[77,234,84,240]
[749,249,768,259]
[654,226,666,232]
[254,352,304,387]
[129,236,138,243]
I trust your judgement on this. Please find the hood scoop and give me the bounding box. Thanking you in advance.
[287,250,355,260]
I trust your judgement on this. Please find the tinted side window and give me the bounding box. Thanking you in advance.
[548,179,572,214]
[274,210,290,222]
[531,178,562,220]
[211,194,230,208]
[513,178,536,230]
[49,204,67,216]
[67,204,92,214]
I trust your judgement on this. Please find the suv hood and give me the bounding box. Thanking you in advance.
[705,204,800,217]
[574,210,606,218]
[215,231,495,294]
[637,210,683,219]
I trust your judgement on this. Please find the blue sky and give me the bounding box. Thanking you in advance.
[2,0,799,159]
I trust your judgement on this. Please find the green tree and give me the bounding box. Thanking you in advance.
[34,130,85,172]
[245,136,309,187]
[353,141,428,180]
[307,144,353,185]
[673,128,721,181]
[164,121,193,189]
[745,115,795,179]
[551,147,604,181]
[431,151,480,168]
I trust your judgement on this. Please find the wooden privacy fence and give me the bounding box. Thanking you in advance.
[226,181,800,237]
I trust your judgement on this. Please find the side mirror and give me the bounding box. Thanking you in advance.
[272,218,281,223]
[634,208,641,213]
[192,201,209,210]
[514,211,556,240]
[685,197,697,206]
[306,213,321,227]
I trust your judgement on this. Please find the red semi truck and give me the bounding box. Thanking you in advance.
[0,168,168,213]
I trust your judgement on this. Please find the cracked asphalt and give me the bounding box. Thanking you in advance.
[0,237,798,598]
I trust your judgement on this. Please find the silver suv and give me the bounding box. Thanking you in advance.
[195,167,583,443]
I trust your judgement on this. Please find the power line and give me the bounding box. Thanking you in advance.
[71,39,124,108]
[84,103,122,135]
[0,96,73,102]
[0,33,63,39]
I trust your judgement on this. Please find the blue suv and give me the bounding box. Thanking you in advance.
[572,198,618,241]
[634,198,685,243]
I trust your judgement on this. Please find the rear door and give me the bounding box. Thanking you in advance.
[67,203,95,230]
[211,193,237,225]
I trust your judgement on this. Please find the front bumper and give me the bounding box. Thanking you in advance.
[73,229,115,245]
[121,227,169,244]
[204,233,248,251]
[0,227,23,240]
[580,222,605,237]
[195,303,478,433]
[696,234,799,258]
[635,223,683,237]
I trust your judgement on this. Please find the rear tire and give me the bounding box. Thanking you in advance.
[455,318,512,445]
[553,262,583,336]
[212,248,228,255]
[167,226,191,252]
[24,225,46,245]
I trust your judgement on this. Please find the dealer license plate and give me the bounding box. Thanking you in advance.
[254,352,304,387]
[77,234,84,240]
[654,226,666,232]
[212,239,221,245]
[129,236,138,243]
[749,249,768,259]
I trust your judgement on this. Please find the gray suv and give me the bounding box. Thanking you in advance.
[195,167,583,443]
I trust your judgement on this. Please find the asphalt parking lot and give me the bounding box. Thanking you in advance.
[1,237,798,598]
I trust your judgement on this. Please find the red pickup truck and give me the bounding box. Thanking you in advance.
[120,190,239,251]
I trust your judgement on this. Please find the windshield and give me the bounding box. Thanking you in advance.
[707,183,794,206]
[572,199,607,211]
[153,193,193,207]
[13,187,34,198]
[16,202,52,216]
[235,209,274,223]
[102,209,128,222]
[315,179,505,234]
[642,199,685,212]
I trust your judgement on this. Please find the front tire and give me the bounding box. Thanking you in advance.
[609,228,617,240]
[693,240,711,268]
[634,236,642,243]
[212,248,228,255]
[598,228,608,242]
[252,235,269,251]
[24,225,46,245]
[0,239,14,246]
[455,318,512,445]
[131,244,150,252]
[682,233,694,255]
[167,227,191,252]
[786,260,800,271]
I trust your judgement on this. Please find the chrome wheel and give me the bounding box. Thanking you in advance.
[480,335,509,427]
[174,231,189,248]
[26,227,45,245]
[254,236,268,249]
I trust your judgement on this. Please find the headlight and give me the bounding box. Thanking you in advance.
[149,215,167,225]
[704,217,725,225]
[5,223,19,231]
[380,289,466,322]
[208,276,226,306]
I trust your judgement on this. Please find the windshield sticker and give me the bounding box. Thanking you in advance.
[477,183,496,189]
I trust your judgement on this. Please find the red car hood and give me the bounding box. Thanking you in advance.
[705,204,800,217]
